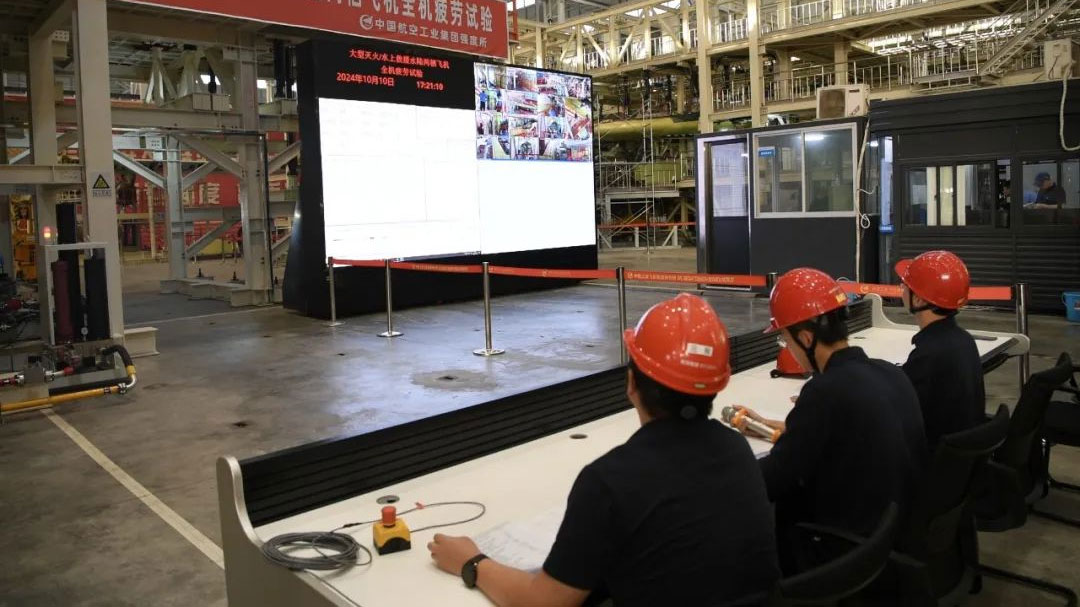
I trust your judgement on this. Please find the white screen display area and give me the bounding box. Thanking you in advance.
[319,64,594,261]
[320,98,481,261]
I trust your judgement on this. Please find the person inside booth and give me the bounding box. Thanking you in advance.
[428,293,780,606]
[735,269,927,573]
[895,251,985,449]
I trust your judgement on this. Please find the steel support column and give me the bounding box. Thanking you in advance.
[834,41,850,85]
[74,0,124,339]
[165,138,187,280]
[30,30,61,311]
[748,0,765,127]
[235,37,272,300]
[694,0,713,133]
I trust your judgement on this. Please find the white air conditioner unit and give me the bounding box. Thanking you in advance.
[816,84,869,120]
[1044,39,1080,80]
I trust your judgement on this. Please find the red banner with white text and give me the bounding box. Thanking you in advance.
[119,0,509,59]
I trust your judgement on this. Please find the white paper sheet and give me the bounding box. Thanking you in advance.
[473,506,564,573]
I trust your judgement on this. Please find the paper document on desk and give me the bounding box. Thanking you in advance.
[474,506,563,573]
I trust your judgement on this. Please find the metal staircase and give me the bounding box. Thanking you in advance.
[980,0,1079,76]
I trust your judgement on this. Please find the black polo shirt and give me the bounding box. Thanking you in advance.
[543,417,780,607]
[759,347,927,539]
[902,316,986,449]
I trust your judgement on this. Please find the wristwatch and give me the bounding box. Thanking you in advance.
[461,553,489,589]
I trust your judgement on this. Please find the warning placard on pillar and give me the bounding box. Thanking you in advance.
[91,174,112,197]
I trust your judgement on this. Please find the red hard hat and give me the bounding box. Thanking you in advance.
[895,251,970,309]
[623,293,731,396]
[776,346,807,376]
[766,268,848,333]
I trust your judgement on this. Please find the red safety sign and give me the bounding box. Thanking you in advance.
[118,0,509,59]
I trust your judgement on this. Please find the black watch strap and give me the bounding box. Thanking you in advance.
[461,553,489,589]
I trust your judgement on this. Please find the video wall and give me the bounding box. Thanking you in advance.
[474,64,593,162]
[310,40,594,262]
[285,39,598,317]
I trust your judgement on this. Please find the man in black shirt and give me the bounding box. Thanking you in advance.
[737,268,927,573]
[429,293,780,606]
[1032,172,1067,209]
[896,250,985,450]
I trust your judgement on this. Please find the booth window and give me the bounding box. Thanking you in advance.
[904,162,1001,227]
[755,125,856,216]
[1021,159,1079,226]
[756,132,803,214]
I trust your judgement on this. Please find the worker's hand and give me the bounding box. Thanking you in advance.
[428,533,481,577]
[736,406,786,433]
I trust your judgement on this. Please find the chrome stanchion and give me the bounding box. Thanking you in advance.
[765,271,779,295]
[327,258,344,327]
[1015,282,1030,387]
[378,259,403,338]
[617,266,628,365]
[473,262,504,357]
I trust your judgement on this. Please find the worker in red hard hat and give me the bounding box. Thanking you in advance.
[896,251,986,449]
[430,293,779,606]
[736,268,927,575]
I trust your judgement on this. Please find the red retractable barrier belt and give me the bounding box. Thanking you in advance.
[328,258,385,269]
[489,266,616,280]
[839,282,903,298]
[840,282,1014,302]
[389,262,484,274]
[625,270,766,288]
[968,286,1013,302]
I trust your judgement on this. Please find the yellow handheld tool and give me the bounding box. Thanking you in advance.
[373,506,411,555]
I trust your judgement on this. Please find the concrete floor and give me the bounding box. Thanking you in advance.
[0,248,1077,606]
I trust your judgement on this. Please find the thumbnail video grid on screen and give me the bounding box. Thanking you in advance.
[474,63,592,162]
[319,56,596,262]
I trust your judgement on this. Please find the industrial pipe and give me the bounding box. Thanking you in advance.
[0,345,136,415]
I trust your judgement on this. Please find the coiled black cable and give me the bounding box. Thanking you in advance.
[261,501,486,571]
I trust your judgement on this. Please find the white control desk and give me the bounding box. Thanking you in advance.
[217,296,1027,607]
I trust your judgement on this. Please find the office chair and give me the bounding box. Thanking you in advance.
[874,405,1011,606]
[765,502,901,606]
[972,358,1079,606]
[1036,352,1080,528]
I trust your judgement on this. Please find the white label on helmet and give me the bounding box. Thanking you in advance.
[686,343,714,357]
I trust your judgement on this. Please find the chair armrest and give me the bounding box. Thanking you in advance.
[793,522,868,547]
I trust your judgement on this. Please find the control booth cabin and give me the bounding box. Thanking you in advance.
[217,295,1028,607]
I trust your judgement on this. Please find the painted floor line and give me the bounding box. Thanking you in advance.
[127,305,282,327]
[42,410,225,569]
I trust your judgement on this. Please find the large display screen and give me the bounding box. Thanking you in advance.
[316,41,595,262]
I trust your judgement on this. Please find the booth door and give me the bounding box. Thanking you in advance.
[700,136,751,276]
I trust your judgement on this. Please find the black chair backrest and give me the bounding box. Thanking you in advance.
[995,355,1075,494]
[777,502,901,604]
[902,405,1011,553]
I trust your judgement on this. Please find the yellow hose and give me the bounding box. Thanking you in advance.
[0,385,124,414]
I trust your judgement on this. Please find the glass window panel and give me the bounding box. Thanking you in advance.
[711,141,749,217]
[939,166,954,226]
[1022,160,1074,226]
[927,167,938,226]
[907,168,928,225]
[996,159,1011,228]
[756,132,803,214]
[804,129,854,212]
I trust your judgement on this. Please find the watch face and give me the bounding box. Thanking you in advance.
[462,561,478,588]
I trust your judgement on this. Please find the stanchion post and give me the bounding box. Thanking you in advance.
[327,257,344,327]
[1015,282,1030,387]
[473,262,504,357]
[765,271,779,296]
[378,259,403,338]
[617,266,628,365]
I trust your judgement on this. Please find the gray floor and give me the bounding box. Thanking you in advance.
[0,249,1078,606]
